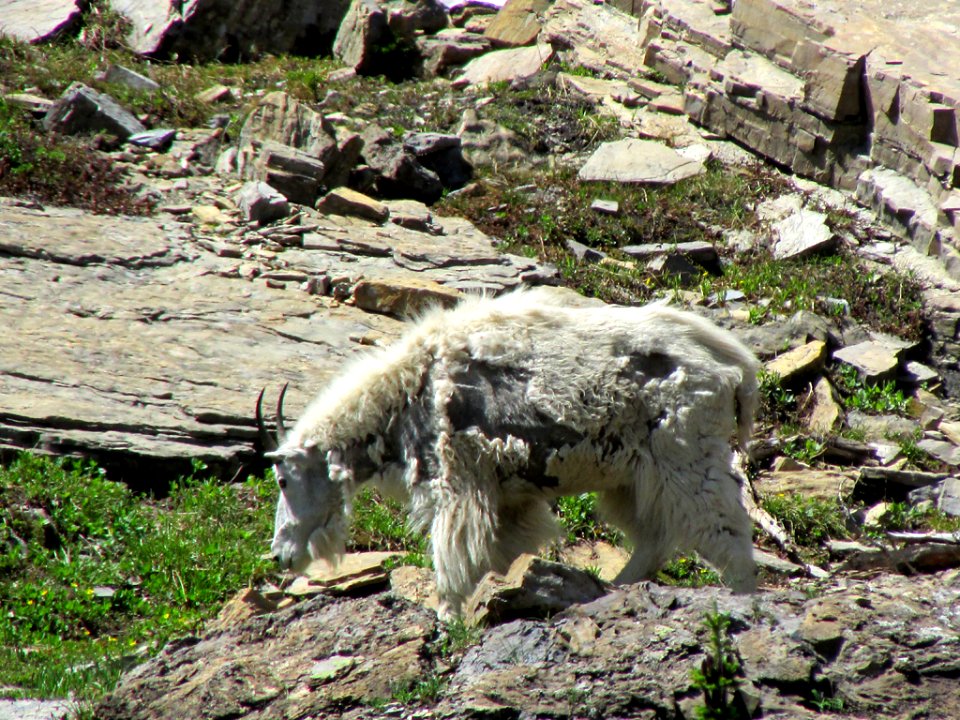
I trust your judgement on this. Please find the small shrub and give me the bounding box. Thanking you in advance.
[691,608,746,719]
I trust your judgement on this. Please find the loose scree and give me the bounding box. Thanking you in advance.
[258,288,760,618]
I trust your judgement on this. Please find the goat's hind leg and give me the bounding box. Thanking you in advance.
[597,486,670,585]
[692,471,757,593]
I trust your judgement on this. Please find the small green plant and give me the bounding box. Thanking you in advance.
[438,618,482,656]
[782,437,825,465]
[691,608,745,719]
[834,364,908,415]
[659,555,721,588]
[0,453,275,701]
[389,674,446,705]
[758,369,796,424]
[555,492,621,544]
[761,494,849,549]
[351,488,428,565]
[810,688,845,713]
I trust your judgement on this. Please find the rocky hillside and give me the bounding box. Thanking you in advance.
[2,0,960,718]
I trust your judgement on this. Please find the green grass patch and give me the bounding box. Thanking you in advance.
[658,556,721,588]
[350,488,429,567]
[555,492,623,545]
[761,494,849,551]
[0,98,153,214]
[0,453,275,701]
[833,364,908,415]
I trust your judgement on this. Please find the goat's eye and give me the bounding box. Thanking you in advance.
[277,478,287,489]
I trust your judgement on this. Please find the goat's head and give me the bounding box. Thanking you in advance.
[257,386,346,574]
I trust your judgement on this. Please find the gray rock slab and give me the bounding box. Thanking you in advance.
[0,198,553,482]
[0,0,83,42]
[43,82,146,140]
[621,241,717,264]
[833,341,901,381]
[455,43,555,87]
[577,138,704,185]
[0,699,75,720]
[772,209,837,260]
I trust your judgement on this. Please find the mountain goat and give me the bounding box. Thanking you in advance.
[259,288,759,618]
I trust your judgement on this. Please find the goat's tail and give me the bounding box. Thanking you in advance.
[735,362,759,450]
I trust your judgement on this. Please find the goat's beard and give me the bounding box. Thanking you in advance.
[305,514,347,568]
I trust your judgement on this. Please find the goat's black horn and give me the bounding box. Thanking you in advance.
[276,383,289,442]
[256,388,277,453]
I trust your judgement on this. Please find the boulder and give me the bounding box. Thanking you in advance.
[98,64,161,94]
[484,0,550,48]
[109,0,352,60]
[236,181,290,224]
[43,82,146,140]
[360,125,445,204]
[333,0,449,77]
[764,340,827,383]
[403,132,473,189]
[416,28,492,77]
[772,209,837,260]
[464,554,608,626]
[0,0,83,43]
[236,92,354,202]
[455,43,555,88]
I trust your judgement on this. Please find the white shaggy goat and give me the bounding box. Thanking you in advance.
[259,288,760,618]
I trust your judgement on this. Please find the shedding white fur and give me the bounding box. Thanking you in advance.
[263,288,760,618]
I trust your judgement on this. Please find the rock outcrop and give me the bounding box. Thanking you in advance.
[95,571,960,720]
[0,195,552,486]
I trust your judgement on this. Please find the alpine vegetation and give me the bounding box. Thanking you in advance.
[259,288,760,618]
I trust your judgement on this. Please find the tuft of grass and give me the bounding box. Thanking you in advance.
[761,494,849,551]
[350,488,428,567]
[389,674,446,705]
[0,453,275,701]
[833,364,908,415]
[659,556,721,588]
[555,492,622,545]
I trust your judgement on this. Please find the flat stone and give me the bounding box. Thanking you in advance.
[936,478,960,517]
[846,411,919,442]
[484,0,550,47]
[590,199,620,215]
[464,553,608,626]
[316,187,389,223]
[0,0,83,42]
[0,699,76,720]
[236,181,290,224]
[918,438,960,467]
[833,341,901,381]
[456,43,555,87]
[764,340,827,382]
[754,469,859,501]
[100,64,161,93]
[352,278,462,317]
[772,210,837,260]
[128,128,177,151]
[578,139,705,184]
[43,82,146,140]
[620,241,718,264]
